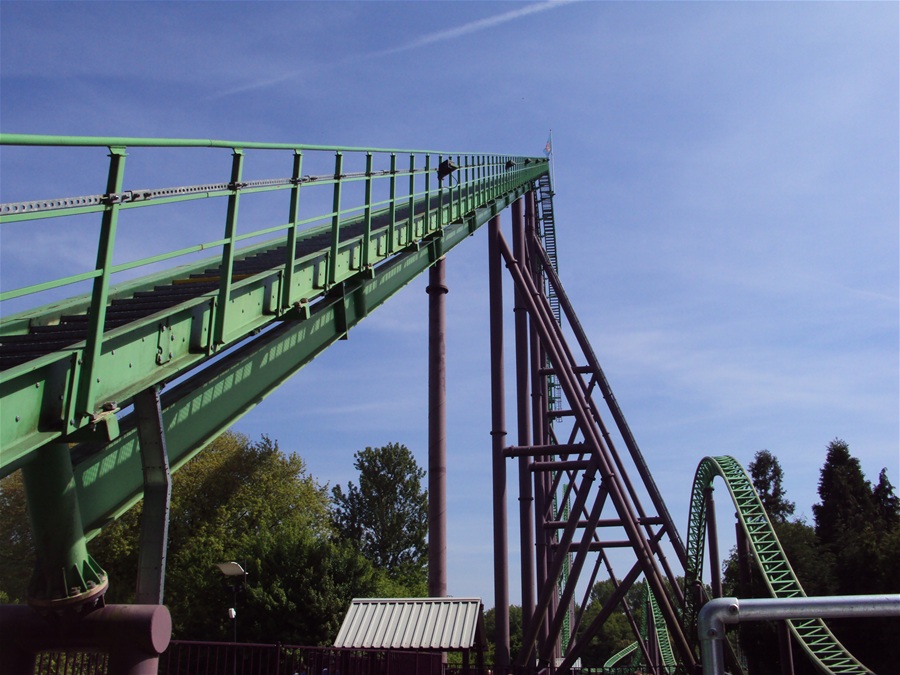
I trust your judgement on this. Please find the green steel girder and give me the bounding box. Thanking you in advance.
[66,186,531,540]
[1,158,548,479]
[684,455,872,675]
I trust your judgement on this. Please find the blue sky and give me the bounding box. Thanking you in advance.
[1,1,897,608]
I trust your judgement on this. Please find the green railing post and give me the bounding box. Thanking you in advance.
[476,155,482,206]
[424,154,432,235]
[213,149,244,346]
[437,155,444,231]
[329,152,343,287]
[388,153,397,254]
[407,154,416,246]
[362,152,374,270]
[462,155,469,215]
[76,146,127,421]
[282,150,304,311]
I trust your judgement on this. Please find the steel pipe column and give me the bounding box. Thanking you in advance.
[427,258,448,599]
[513,196,536,643]
[488,213,510,670]
[0,604,172,675]
[699,595,900,675]
[705,487,722,599]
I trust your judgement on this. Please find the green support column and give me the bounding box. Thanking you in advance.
[22,443,107,608]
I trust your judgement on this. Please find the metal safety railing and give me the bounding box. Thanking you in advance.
[0,134,548,474]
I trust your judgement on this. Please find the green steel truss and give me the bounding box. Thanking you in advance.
[685,455,872,675]
[0,135,549,541]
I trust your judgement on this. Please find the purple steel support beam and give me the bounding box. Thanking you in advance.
[496,230,695,670]
[530,239,687,568]
[500,238,605,667]
[735,519,760,675]
[427,258,448,599]
[0,604,171,675]
[527,197,555,660]
[525,234,693,665]
[778,620,795,675]
[512,196,536,643]
[488,213,510,670]
[706,487,722,598]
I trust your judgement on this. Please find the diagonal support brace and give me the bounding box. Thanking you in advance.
[134,386,172,605]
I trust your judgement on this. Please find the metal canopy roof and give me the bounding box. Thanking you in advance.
[333,598,486,651]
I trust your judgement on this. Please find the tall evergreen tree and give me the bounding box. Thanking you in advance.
[812,439,876,546]
[873,468,900,527]
[810,438,900,672]
[331,443,428,590]
[749,450,795,523]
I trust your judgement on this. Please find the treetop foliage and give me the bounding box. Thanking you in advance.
[331,442,428,590]
[748,449,795,523]
[724,439,899,674]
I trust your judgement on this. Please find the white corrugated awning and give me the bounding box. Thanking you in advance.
[333,597,486,650]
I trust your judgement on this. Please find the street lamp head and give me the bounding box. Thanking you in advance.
[216,561,245,577]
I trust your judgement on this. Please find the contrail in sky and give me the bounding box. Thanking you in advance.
[371,0,579,57]
[213,0,577,98]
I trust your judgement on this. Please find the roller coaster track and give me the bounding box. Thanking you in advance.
[0,134,548,540]
[685,455,873,674]
[601,582,677,673]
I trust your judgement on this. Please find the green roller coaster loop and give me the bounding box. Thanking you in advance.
[684,455,872,675]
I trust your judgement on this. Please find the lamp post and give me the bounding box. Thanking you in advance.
[216,562,246,643]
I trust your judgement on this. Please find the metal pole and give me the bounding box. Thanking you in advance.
[427,258,448,600]
[488,213,510,670]
[706,487,722,598]
[0,604,172,675]
[778,620,795,675]
[528,227,552,660]
[699,595,900,675]
[735,518,759,675]
[513,197,536,640]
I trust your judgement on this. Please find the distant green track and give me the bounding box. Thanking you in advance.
[601,583,677,672]
[602,641,637,669]
[684,455,872,675]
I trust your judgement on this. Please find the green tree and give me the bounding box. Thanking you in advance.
[331,443,428,591]
[484,604,523,665]
[573,578,645,667]
[749,450,795,523]
[90,431,376,645]
[811,439,900,672]
[812,439,877,549]
[0,470,32,603]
